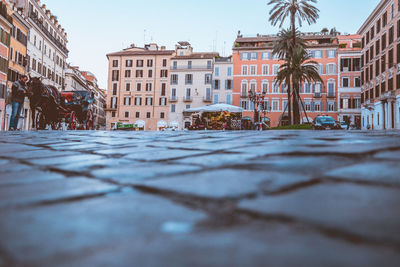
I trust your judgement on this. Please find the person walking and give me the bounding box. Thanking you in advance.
[9,75,28,131]
[344,117,351,130]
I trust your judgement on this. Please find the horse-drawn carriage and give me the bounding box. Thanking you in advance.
[28,77,95,130]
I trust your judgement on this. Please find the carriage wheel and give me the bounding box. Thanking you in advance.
[68,111,77,130]
[86,110,94,130]
[35,110,47,130]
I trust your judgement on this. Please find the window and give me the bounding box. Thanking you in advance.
[147,112,151,118]
[250,81,257,92]
[159,98,167,106]
[327,64,336,74]
[148,69,153,78]
[304,83,311,93]
[135,97,142,106]
[171,74,178,85]
[328,102,336,112]
[214,80,220,89]
[113,60,118,67]
[227,67,232,76]
[242,65,248,75]
[343,77,349,87]
[327,82,335,97]
[147,59,153,67]
[124,97,131,106]
[240,100,248,110]
[250,52,258,60]
[382,33,387,51]
[160,70,168,78]
[250,65,257,75]
[161,83,166,96]
[241,53,249,60]
[214,93,219,104]
[112,70,119,81]
[125,70,131,78]
[126,60,132,67]
[146,83,152,92]
[171,104,176,113]
[261,52,271,60]
[160,112,165,119]
[137,60,144,67]
[241,81,248,96]
[163,59,167,67]
[273,82,279,93]
[314,102,321,112]
[172,61,177,69]
[272,100,279,111]
[225,79,232,90]
[318,64,324,75]
[136,112,140,118]
[206,88,211,100]
[262,81,268,93]
[125,112,129,118]
[327,50,336,58]
[207,61,212,69]
[215,67,219,76]
[391,3,394,19]
[382,12,387,27]
[186,88,191,100]
[226,94,232,105]
[187,61,192,69]
[185,74,193,84]
[273,64,280,75]
[136,70,143,78]
[126,83,131,91]
[112,111,116,117]
[355,77,361,87]
[137,83,142,91]
[146,97,153,106]
[205,74,212,84]
[262,65,269,75]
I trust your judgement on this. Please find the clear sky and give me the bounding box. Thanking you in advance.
[43,0,381,89]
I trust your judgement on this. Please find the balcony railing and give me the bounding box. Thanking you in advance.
[241,92,248,98]
[29,12,69,55]
[183,96,193,102]
[171,65,212,70]
[203,96,212,102]
[169,96,178,102]
[327,93,335,98]
[314,92,322,98]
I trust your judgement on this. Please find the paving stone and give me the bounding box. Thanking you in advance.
[0,178,119,208]
[172,152,257,167]
[239,183,400,245]
[92,164,202,184]
[123,149,209,161]
[0,192,207,265]
[0,170,65,186]
[325,161,400,185]
[27,154,106,166]
[139,170,313,199]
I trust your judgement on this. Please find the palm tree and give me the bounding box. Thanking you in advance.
[273,29,306,125]
[268,0,320,124]
[290,46,323,124]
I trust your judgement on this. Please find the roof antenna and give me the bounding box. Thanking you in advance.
[144,29,146,46]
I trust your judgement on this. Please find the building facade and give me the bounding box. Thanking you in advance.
[0,0,11,131]
[213,56,233,105]
[359,0,400,130]
[337,34,362,128]
[106,43,174,131]
[22,0,68,90]
[169,42,216,129]
[232,32,340,127]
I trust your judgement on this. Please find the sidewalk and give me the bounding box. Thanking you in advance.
[0,130,399,266]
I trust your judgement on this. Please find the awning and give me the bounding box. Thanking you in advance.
[184,103,243,113]
[157,121,167,127]
[135,120,145,128]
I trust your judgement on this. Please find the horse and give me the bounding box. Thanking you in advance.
[26,77,61,130]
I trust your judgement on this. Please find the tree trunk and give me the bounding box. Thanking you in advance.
[287,79,292,125]
[293,82,300,125]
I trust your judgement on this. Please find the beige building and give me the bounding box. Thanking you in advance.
[169,42,217,129]
[106,43,174,130]
[359,0,400,129]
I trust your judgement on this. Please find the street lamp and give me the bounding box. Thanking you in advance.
[248,89,267,129]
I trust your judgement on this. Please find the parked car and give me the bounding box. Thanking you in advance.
[339,121,348,129]
[312,115,341,130]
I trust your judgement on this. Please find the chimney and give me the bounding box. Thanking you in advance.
[161,46,166,50]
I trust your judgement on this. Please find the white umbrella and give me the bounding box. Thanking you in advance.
[184,103,243,113]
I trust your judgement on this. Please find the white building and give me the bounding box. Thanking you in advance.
[169,42,217,129]
[213,57,233,105]
[22,0,68,90]
[64,65,87,92]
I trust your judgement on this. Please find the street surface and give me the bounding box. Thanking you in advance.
[0,130,400,266]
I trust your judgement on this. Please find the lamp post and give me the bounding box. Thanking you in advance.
[248,89,267,130]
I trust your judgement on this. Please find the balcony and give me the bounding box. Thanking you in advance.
[28,12,69,55]
[203,96,212,102]
[183,96,193,102]
[327,93,335,98]
[0,3,12,26]
[169,96,178,102]
[241,92,248,98]
[314,92,322,98]
[171,65,212,71]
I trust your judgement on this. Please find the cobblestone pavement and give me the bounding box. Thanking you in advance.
[1,130,400,266]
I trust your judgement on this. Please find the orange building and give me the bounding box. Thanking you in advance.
[337,35,362,128]
[0,0,12,131]
[106,43,174,131]
[232,32,341,127]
